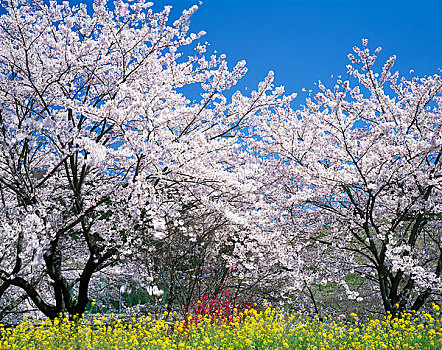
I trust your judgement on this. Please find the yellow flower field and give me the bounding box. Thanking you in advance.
[1,305,441,350]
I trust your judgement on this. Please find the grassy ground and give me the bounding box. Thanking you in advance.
[1,304,441,349]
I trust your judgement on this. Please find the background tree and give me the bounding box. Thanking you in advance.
[142,206,237,313]
[254,40,442,316]
[0,0,294,320]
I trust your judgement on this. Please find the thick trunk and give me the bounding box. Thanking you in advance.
[10,277,58,319]
[377,267,394,314]
[378,267,435,316]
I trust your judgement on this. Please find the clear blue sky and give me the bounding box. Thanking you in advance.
[13,0,442,101]
[154,0,441,98]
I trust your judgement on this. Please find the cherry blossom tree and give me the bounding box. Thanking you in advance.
[0,0,294,320]
[140,205,237,313]
[254,40,442,315]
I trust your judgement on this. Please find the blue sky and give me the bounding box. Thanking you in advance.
[154,0,441,99]
[12,0,442,102]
